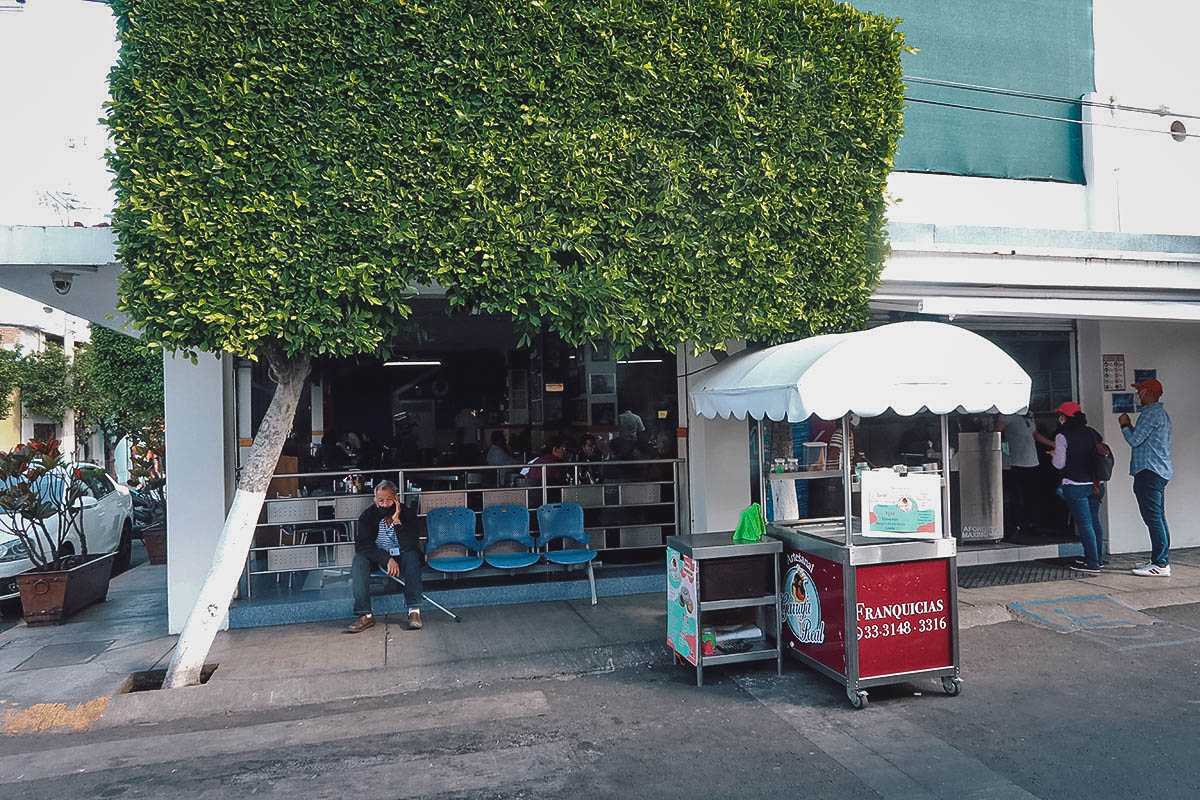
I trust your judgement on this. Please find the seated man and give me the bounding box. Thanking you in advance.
[348,481,423,633]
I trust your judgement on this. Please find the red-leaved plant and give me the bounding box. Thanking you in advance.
[0,438,95,571]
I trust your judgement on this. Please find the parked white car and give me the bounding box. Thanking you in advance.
[0,464,134,600]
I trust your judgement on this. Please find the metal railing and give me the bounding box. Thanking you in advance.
[241,459,681,598]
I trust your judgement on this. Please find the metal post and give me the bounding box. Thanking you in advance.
[756,418,767,523]
[841,415,853,547]
[939,414,952,538]
[672,459,680,536]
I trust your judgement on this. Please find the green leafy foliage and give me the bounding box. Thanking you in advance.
[106,0,904,356]
[0,348,21,421]
[17,345,69,422]
[73,324,164,470]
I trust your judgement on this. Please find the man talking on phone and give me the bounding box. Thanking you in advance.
[347,481,424,633]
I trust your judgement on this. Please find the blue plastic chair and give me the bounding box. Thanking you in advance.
[425,507,483,574]
[481,505,540,570]
[537,502,598,605]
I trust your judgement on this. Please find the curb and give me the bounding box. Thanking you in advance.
[97,639,670,730]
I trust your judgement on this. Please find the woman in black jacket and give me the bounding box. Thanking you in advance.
[1050,402,1105,574]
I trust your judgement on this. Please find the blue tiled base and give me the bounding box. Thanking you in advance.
[229,568,666,629]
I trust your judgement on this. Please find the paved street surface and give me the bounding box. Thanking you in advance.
[1,599,1198,799]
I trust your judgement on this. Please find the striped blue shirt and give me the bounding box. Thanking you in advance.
[376,519,400,553]
[1122,402,1173,480]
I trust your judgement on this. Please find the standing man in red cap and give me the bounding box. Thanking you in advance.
[1118,379,1172,577]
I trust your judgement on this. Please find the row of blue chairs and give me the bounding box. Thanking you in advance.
[425,502,598,604]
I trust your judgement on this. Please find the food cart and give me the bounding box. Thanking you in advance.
[689,322,1031,708]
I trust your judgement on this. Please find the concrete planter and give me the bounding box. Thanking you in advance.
[142,525,167,565]
[17,552,116,627]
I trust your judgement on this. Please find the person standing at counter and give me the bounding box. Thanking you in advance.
[999,411,1040,536]
[1050,402,1105,575]
[1119,379,1173,577]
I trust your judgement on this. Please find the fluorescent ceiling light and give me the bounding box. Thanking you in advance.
[385,360,442,367]
[617,359,663,364]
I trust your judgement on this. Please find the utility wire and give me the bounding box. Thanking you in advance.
[905,96,1199,139]
[905,75,1200,122]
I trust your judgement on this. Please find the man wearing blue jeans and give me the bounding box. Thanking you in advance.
[347,481,424,632]
[1119,379,1173,578]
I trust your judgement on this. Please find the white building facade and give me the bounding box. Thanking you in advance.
[2,0,1199,630]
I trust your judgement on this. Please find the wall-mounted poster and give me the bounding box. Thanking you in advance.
[861,469,942,540]
[1112,393,1136,414]
[1102,354,1126,392]
[589,373,616,395]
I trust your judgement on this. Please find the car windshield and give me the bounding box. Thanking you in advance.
[0,473,66,508]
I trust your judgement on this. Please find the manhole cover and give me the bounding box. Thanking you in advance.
[12,640,115,671]
[957,562,1081,589]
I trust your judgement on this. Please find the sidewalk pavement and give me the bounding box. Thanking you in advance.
[2,545,1199,734]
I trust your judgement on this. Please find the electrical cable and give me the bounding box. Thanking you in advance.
[904,96,1200,139]
[905,75,1200,122]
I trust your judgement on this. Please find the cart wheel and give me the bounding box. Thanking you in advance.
[848,688,869,709]
[941,676,963,697]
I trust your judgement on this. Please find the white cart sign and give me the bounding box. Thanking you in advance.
[861,470,942,539]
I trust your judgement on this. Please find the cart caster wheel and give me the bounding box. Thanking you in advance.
[942,677,963,696]
[848,689,869,709]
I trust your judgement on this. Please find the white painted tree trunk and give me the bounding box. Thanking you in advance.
[162,349,309,688]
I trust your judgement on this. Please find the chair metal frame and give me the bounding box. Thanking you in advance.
[537,502,599,605]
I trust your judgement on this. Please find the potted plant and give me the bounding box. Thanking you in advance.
[129,425,167,564]
[0,438,116,626]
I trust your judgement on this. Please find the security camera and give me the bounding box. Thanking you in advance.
[51,271,74,295]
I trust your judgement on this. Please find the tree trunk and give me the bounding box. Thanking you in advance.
[103,430,117,477]
[162,348,310,688]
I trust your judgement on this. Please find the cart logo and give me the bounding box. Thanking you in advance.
[782,564,824,644]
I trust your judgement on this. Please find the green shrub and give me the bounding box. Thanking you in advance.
[107,0,904,356]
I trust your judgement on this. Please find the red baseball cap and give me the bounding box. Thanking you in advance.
[1054,401,1083,417]
[1132,378,1163,395]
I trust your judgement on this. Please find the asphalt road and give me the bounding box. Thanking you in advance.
[1,601,1198,799]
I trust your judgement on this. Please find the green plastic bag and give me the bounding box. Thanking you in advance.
[733,503,766,543]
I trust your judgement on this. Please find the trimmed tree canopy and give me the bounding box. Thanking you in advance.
[106,0,905,356]
[73,324,164,457]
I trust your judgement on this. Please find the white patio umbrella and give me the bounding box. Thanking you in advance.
[689,321,1031,422]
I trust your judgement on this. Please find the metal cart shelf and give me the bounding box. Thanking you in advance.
[666,532,783,686]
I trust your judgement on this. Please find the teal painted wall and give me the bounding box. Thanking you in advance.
[852,1,1094,183]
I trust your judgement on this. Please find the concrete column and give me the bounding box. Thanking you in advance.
[60,322,76,459]
[235,358,253,470]
[165,352,235,634]
[310,380,324,444]
[677,343,751,534]
[1081,92,1121,232]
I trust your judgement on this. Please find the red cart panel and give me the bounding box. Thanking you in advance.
[855,559,953,678]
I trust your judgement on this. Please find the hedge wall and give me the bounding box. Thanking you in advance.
[107,0,905,356]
